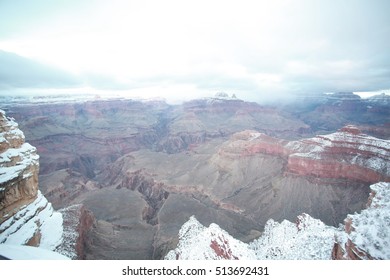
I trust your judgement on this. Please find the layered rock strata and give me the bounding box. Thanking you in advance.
[0,109,63,249]
[219,126,389,184]
[0,110,93,259]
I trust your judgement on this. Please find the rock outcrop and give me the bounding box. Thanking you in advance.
[0,109,63,249]
[219,126,390,184]
[0,110,93,259]
[166,182,390,260]
[165,216,256,260]
[165,213,336,260]
[118,169,169,225]
[286,126,389,183]
[56,204,95,259]
[333,182,390,260]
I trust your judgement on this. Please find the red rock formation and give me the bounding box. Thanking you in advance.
[220,126,389,184]
[210,236,239,260]
[286,126,389,183]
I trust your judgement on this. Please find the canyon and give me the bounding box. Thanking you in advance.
[0,92,389,259]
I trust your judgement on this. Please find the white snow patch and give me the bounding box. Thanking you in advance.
[55,205,83,259]
[347,182,390,259]
[0,143,39,184]
[249,214,336,260]
[248,132,262,141]
[165,216,256,260]
[0,244,69,260]
[166,215,338,260]
[0,191,63,250]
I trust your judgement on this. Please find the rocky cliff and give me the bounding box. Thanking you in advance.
[333,182,390,260]
[220,125,389,184]
[0,110,93,259]
[56,204,95,259]
[0,109,63,250]
[166,182,390,260]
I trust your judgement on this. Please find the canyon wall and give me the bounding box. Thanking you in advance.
[222,126,389,184]
[0,110,93,259]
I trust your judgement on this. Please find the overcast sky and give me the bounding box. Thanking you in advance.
[0,0,389,102]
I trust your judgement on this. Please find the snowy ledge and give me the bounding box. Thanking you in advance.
[348,182,390,259]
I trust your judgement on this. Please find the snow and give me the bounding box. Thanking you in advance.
[0,244,69,260]
[0,143,39,184]
[56,205,82,259]
[167,183,390,260]
[0,191,64,250]
[166,215,337,260]
[249,214,336,260]
[0,112,39,184]
[347,182,390,259]
[285,130,390,174]
[248,132,262,141]
[165,216,256,260]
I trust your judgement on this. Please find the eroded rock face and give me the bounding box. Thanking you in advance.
[286,126,389,183]
[1,110,63,251]
[0,110,93,259]
[118,169,169,225]
[0,110,40,224]
[220,126,390,184]
[56,204,95,259]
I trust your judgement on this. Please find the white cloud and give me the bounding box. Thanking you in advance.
[0,0,389,101]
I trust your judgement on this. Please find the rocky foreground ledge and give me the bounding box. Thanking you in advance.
[166,182,390,260]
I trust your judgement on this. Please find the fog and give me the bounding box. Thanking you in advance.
[1,0,390,102]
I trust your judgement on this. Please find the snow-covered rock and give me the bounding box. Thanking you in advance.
[1,110,40,222]
[166,183,390,260]
[334,182,390,259]
[222,125,390,183]
[165,214,337,260]
[250,214,336,259]
[0,190,63,249]
[286,126,390,182]
[0,110,65,255]
[165,216,256,260]
[56,204,95,259]
[0,110,93,259]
